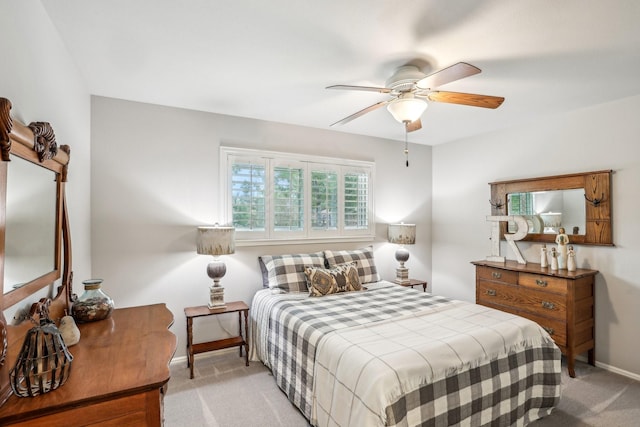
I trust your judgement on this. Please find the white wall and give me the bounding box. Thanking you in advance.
[433,95,640,377]
[4,2,637,379]
[3,0,636,384]
[0,1,91,315]
[90,96,432,358]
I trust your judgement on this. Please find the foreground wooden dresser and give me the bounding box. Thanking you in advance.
[472,260,598,377]
[0,304,176,426]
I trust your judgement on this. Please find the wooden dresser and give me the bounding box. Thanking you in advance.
[472,260,598,377]
[0,304,176,426]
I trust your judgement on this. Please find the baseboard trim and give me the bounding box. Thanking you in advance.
[170,347,239,366]
[593,361,640,381]
[576,355,640,381]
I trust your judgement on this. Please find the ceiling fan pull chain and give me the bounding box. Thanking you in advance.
[404,125,409,167]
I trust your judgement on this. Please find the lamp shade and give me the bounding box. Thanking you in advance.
[388,223,416,245]
[387,95,427,123]
[196,225,235,256]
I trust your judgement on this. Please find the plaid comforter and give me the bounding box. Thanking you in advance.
[250,282,561,426]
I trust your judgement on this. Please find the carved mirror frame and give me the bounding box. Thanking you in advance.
[489,170,613,246]
[0,97,73,406]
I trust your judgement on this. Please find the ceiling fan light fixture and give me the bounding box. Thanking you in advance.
[327,62,503,128]
[387,96,428,123]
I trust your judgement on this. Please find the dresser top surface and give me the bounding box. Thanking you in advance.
[0,303,177,421]
[472,259,599,279]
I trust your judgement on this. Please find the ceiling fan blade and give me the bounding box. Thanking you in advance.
[405,119,422,132]
[330,101,389,126]
[427,91,505,109]
[326,84,391,94]
[415,62,481,90]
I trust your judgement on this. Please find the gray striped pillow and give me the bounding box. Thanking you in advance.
[324,246,379,284]
[259,252,326,293]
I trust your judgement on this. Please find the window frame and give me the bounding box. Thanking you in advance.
[226,153,269,240]
[221,147,375,246]
[342,166,372,233]
[270,157,307,240]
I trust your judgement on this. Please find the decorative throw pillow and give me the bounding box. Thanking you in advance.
[305,262,362,297]
[258,252,326,293]
[324,246,380,284]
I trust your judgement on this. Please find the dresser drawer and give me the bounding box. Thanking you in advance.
[477,266,517,285]
[519,273,567,295]
[477,281,517,307]
[516,311,567,347]
[478,299,567,347]
[515,287,567,321]
[477,281,567,321]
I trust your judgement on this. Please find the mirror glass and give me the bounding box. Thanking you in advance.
[507,188,586,235]
[3,155,57,293]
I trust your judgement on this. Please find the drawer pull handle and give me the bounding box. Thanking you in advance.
[486,289,496,296]
[542,301,555,310]
[491,272,502,279]
[535,279,548,287]
[543,326,555,336]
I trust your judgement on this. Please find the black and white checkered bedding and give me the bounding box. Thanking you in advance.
[250,282,561,426]
[313,301,561,426]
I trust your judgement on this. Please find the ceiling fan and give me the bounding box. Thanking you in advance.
[327,62,505,132]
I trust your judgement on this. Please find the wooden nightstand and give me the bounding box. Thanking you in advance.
[397,278,428,292]
[184,301,249,379]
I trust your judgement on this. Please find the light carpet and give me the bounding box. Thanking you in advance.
[164,351,639,426]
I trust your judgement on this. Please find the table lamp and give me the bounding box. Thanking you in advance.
[196,224,235,308]
[388,223,416,284]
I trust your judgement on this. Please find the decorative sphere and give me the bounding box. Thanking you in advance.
[395,247,410,263]
[207,261,227,280]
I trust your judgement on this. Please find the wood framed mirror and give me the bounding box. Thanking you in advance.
[489,170,613,246]
[0,97,73,406]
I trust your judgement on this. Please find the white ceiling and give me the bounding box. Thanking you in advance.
[41,0,640,145]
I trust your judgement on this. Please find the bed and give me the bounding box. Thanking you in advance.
[250,248,561,426]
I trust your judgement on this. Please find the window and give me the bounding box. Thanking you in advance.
[310,168,338,231]
[344,171,369,230]
[507,192,534,233]
[230,158,266,231]
[273,161,305,233]
[509,192,534,215]
[221,147,375,244]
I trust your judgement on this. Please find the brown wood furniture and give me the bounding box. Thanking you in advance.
[0,98,177,425]
[472,260,598,377]
[489,170,613,245]
[185,301,249,379]
[1,97,74,406]
[0,304,176,426]
[398,278,428,292]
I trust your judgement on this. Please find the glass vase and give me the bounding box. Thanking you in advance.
[72,279,114,323]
